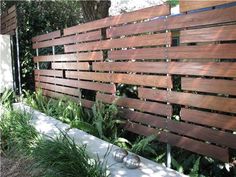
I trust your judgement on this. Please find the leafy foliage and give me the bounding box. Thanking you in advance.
[0,89,16,109]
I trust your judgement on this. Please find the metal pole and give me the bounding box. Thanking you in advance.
[10,35,16,91]
[15,27,22,95]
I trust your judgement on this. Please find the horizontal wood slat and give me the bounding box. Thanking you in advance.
[35,76,115,94]
[106,18,166,38]
[92,62,168,73]
[65,33,171,52]
[180,25,236,43]
[138,88,236,114]
[181,108,236,132]
[64,4,170,35]
[168,62,236,78]
[1,10,16,24]
[66,71,172,88]
[180,0,236,13]
[167,6,236,30]
[1,5,17,35]
[182,78,236,95]
[32,30,61,42]
[34,69,63,77]
[33,52,103,62]
[125,122,229,162]
[96,93,172,116]
[33,30,101,49]
[51,62,90,70]
[36,82,81,97]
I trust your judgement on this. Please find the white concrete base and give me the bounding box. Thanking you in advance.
[13,102,187,177]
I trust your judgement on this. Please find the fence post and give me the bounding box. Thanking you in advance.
[15,27,22,95]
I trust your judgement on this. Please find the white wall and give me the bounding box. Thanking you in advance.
[0,35,13,93]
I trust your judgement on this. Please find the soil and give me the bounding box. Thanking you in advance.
[1,155,35,177]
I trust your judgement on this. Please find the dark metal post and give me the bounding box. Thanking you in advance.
[15,27,22,95]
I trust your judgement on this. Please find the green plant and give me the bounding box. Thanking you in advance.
[0,109,38,154]
[0,89,16,109]
[32,132,110,177]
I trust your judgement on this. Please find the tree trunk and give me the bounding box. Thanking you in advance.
[80,0,111,22]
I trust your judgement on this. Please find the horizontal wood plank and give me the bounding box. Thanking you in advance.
[64,4,170,35]
[180,25,236,43]
[182,78,236,95]
[32,30,61,42]
[52,62,90,70]
[34,69,63,77]
[138,88,236,113]
[65,33,171,52]
[167,6,236,30]
[96,93,172,116]
[92,62,168,73]
[180,0,236,13]
[125,122,229,162]
[35,75,116,93]
[181,108,236,131]
[66,71,172,88]
[33,30,101,49]
[33,52,103,62]
[36,82,81,97]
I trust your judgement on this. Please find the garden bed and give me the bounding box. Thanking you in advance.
[13,102,186,177]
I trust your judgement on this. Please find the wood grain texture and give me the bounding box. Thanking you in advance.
[64,4,170,35]
[33,52,103,62]
[180,0,236,13]
[32,30,61,42]
[138,88,236,113]
[182,78,236,95]
[92,62,168,73]
[125,122,229,162]
[96,93,172,116]
[106,18,166,38]
[167,5,236,30]
[167,44,236,59]
[66,71,172,88]
[65,32,171,52]
[35,75,116,93]
[34,69,63,77]
[181,25,236,43]
[181,108,236,131]
[36,82,81,97]
[51,62,90,70]
[33,30,101,49]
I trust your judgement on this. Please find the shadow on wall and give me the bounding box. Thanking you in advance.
[0,35,13,93]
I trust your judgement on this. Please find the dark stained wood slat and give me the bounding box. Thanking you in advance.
[182,78,236,95]
[64,4,170,35]
[66,71,172,88]
[138,88,236,114]
[96,93,172,116]
[1,10,16,24]
[35,75,116,94]
[1,23,17,34]
[179,0,236,13]
[106,18,166,38]
[33,30,101,49]
[92,62,168,73]
[34,69,63,77]
[167,6,236,30]
[7,5,16,14]
[108,48,166,60]
[65,33,171,52]
[168,62,236,78]
[167,44,236,59]
[167,120,236,149]
[180,25,236,43]
[32,30,61,42]
[120,109,166,129]
[181,108,236,132]
[51,62,90,70]
[125,122,229,162]
[36,82,81,97]
[33,52,103,62]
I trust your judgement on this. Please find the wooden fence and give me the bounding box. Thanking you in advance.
[32,3,236,162]
[0,5,17,35]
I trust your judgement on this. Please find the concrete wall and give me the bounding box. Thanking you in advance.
[0,35,13,93]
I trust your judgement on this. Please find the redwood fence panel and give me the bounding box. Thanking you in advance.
[32,3,236,162]
[0,5,17,35]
